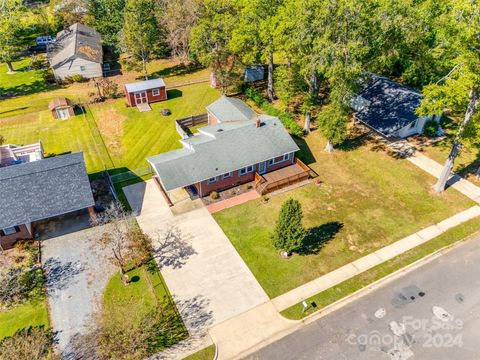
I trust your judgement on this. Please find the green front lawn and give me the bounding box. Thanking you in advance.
[103,261,188,352]
[213,130,475,298]
[0,298,49,340]
[281,216,480,319]
[0,82,219,174]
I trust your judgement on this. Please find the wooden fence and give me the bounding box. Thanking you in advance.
[175,113,209,139]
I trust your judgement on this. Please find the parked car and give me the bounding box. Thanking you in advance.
[36,36,56,46]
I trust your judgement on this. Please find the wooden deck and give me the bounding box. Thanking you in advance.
[255,159,311,195]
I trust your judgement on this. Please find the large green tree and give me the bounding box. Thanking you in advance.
[271,198,307,255]
[120,0,165,79]
[230,0,283,102]
[190,0,239,94]
[87,0,126,48]
[418,0,480,192]
[0,0,24,73]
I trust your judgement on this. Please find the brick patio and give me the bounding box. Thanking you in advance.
[206,190,261,213]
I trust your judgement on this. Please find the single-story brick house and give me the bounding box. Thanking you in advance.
[0,151,95,250]
[147,97,309,202]
[352,75,440,139]
[124,78,167,107]
[47,23,103,80]
[49,97,75,119]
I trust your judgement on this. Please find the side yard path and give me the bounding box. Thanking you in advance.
[41,224,115,358]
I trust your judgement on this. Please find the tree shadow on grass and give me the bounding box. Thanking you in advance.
[0,79,60,98]
[293,136,316,165]
[297,221,343,256]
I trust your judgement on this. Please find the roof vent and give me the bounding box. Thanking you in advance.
[217,128,223,132]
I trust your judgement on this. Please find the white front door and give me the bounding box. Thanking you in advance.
[258,161,267,174]
[134,91,147,105]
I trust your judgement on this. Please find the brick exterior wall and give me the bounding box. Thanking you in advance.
[0,224,33,250]
[193,155,295,197]
[124,86,167,106]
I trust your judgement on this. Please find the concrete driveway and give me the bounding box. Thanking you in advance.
[124,181,269,354]
[41,220,115,358]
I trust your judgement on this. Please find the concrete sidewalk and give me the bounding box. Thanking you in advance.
[271,205,480,311]
[407,152,480,203]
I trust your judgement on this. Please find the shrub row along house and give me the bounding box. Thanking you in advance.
[0,144,95,250]
[47,23,103,81]
[147,96,310,204]
[352,75,440,139]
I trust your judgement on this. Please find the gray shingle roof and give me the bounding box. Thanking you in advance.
[244,65,265,82]
[206,96,256,123]
[148,115,299,191]
[48,23,102,68]
[124,78,166,93]
[354,75,422,137]
[0,153,95,229]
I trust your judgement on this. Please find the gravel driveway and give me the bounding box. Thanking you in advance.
[41,222,115,358]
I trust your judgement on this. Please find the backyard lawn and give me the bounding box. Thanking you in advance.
[0,81,219,174]
[213,130,475,298]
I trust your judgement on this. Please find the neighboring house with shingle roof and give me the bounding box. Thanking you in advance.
[47,23,103,80]
[352,75,439,139]
[148,97,309,201]
[0,151,95,250]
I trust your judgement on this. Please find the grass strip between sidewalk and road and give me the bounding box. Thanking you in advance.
[281,216,480,320]
[182,344,216,360]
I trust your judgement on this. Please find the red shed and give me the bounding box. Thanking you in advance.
[124,78,167,107]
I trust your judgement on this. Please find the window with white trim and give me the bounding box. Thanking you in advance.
[268,153,292,167]
[206,176,217,184]
[1,226,19,236]
[152,88,160,96]
[239,165,255,176]
[222,172,233,179]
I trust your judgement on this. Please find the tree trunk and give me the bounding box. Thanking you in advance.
[267,52,274,102]
[6,61,15,73]
[325,140,334,153]
[142,58,148,80]
[476,163,480,179]
[434,89,479,192]
[303,112,311,134]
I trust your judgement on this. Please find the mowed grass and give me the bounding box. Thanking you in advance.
[183,345,216,360]
[213,130,475,298]
[0,82,219,174]
[0,298,49,339]
[281,216,480,319]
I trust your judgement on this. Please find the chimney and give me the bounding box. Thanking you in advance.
[255,115,261,128]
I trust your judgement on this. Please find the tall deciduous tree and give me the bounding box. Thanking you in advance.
[156,0,200,65]
[87,0,126,48]
[231,0,283,102]
[417,0,480,192]
[190,0,239,94]
[120,0,165,79]
[0,0,24,73]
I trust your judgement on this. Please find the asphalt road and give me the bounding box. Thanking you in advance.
[246,235,480,360]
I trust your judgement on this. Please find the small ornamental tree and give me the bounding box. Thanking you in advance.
[271,198,306,255]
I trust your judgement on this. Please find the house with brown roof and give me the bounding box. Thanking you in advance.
[49,98,75,119]
[47,23,103,80]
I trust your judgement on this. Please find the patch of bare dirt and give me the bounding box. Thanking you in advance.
[94,105,126,156]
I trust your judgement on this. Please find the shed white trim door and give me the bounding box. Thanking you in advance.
[134,91,147,105]
[56,108,69,120]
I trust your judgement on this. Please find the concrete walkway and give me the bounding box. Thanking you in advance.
[206,190,260,213]
[407,152,480,203]
[271,205,480,311]
[124,180,269,359]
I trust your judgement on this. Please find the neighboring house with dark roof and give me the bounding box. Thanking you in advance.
[352,75,439,139]
[148,97,309,201]
[0,151,95,250]
[47,23,103,80]
[124,78,167,107]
